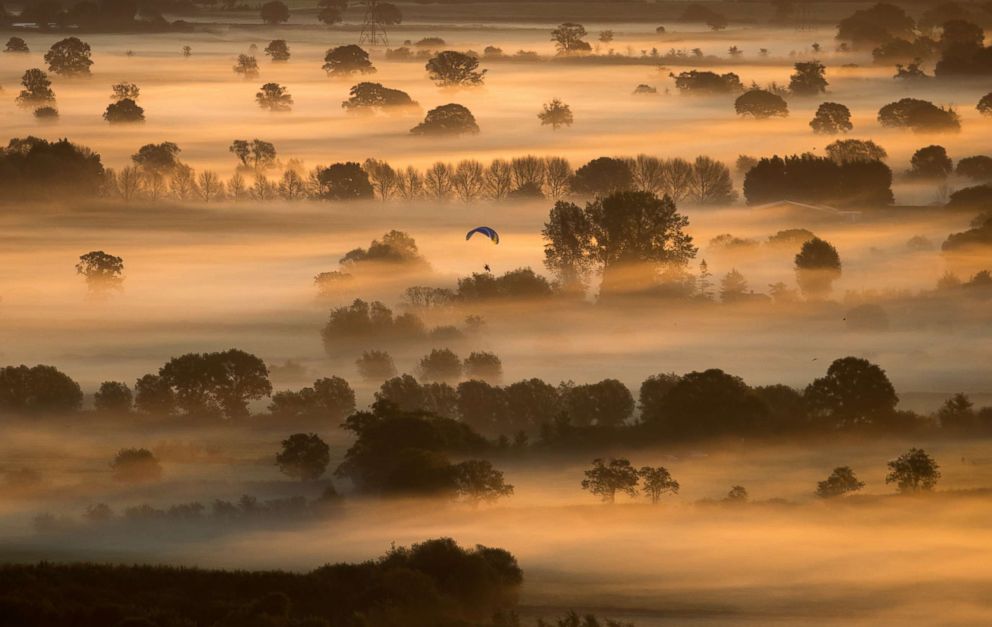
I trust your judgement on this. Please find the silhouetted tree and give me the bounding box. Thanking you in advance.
[76,250,124,293]
[134,374,176,415]
[538,98,573,130]
[719,268,748,302]
[256,82,293,111]
[17,69,55,104]
[356,350,397,381]
[425,50,486,86]
[725,485,748,502]
[158,349,272,419]
[323,45,375,76]
[643,369,767,438]
[670,70,743,94]
[269,377,356,422]
[504,378,560,433]
[908,145,952,179]
[45,37,92,76]
[456,379,509,433]
[315,162,373,199]
[937,393,976,431]
[956,156,992,182]
[805,357,898,429]
[418,348,463,382]
[788,61,828,95]
[411,103,479,135]
[690,156,735,204]
[104,98,144,123]
[229,139,276,170]
[810,102,852,134]
[342,82,417,111]
[4,36,29,53]
[94,381,132,413]
[878,98,960,132]
[744,153,892,207]
[111,448,162,482]
[570,157,633,196]
[735,89,789,118]
[836,3,915,48]
[816,466,864,497]
[0,364,83,414]
[581,458,639,503]
[340,230,425,267]
[551,22,592,54]
[276,433,330,480]
[317,0,344,25]
[794,237,841,299]
[560,379,634,427]
[260,0,289,24]
[979,92,992,116]
[265,39,290,61]
[885,448,940,493]
[133,142,181,175]
[825,139,887,164]
[464,352,502,382]
[233,54,259,77]
[452,460,513,504]
[638,466,679,504]
[322,299,426,350]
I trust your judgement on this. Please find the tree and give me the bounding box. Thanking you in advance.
[229,139,277,170]
[810,102,852,134]
[744,154,893,208]
[690,156,735,204]
[233,54,259,77]
[134,374,176,415]
[76,250,124,291]
[110,82,140,101]
[0,364,83,414]
[356,350,397,381]
[452,460,514,504]
[560,379,634,427]
[720,268,748,302]
[643,369,767,438]
[788,61,828,95]
[542,191,696,295]
[725,485,748,502]
[5,36,29,53]
[885,448,940,493]
[45,37,92,76]
[908,145,952,179]
[877,98,960,132]
[551,22,591,55]
[735,89,789,118]
[639,466,680,503]
[317,0,343,25]
[256,83,293,111]
[816,466,864,497]
[342,82,417,111]
[570,157,633,197]
[425,51,486,87]
[111,448,162,483]
[794,237,841,299]
[670,70,743,95]
[315,162,373,199]
[104,98,145,123]
[133,142,182,175]
[805,357,898,429]
[418,348,462,382]
[375,2,402,24]
[503,378,560,434]
[937,393,976,431]
[17,69,55,104]
[956,156,992,182]
[35,105,59,119]
[265,39,290,61]
[979,92,992,116]
[581,458,639,503]
[411,103,479,136]
[94,381,132,413]
[538,98,573,130]
[464,352,502,382]
[158,349,272,419]
[323,45,375,77]
[836,3,915,48]
[260,0,289,24]
[825,139,887,164]
[276,433,330,480]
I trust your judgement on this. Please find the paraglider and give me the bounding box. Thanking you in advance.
[466,226,499,244]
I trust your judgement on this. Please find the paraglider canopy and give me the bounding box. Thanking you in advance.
[466,226,500,244]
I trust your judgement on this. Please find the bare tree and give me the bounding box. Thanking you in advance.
[197,171,224,201]
[279,169,309,199]
[690,156,735,204]
[424,161,454,200]
[511,155,545,190]
[452,159,485,201]
[629,154,665,194]
[251,175,278,200]
[483,159,513,200]
[544,156,573,199]
[170,164,198,200]
[396,166,424,200]
[117,166,144,201]
[659,158,694,202]
[228,172,248,201]
[364,158,400,200]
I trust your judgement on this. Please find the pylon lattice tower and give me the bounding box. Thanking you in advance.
[358,0,388,46]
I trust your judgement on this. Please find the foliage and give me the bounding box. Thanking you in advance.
[410,103,479,136]
[581,457,640,503]
[104,98,145,123]
[323,45,375,76]
[885,448,940,493]
[743,153,893,207]
[877,98,960,132]
[538,98,574,130]
[735,89,789,119]
[0,364,83,415]
[816,466,865,497]
[804,357,898,429]
[45,37,92,76]
[276,433,331,480]
[342,82,417,111]
[425,50,487,86]
[810,102,852,134]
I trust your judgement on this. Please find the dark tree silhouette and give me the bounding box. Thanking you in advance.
[937,393,977,431]
[410,103,479,136]
[315,162,374,199]
[456,379,509,434]
[104,98,145,123]
[265,39,290,61]
[560,379,634,427]
[885,448,940,493]
[356,350,398,381]
[794,237,841,299]
[581,457,639,503]
[642,369,767,438]
[340,230,425,267]
[452,459,514,504]
[878,98,960,132]
[956,155,992,182]
[256,82,293,111]
[836,3,915,48]
[323,45,376,76]
[342,82,417,111]
[735,89,789,118]
[260,0,289,24]
[0,364,83,414]
[463,352,502,382]
[543,191,696,295]
[816,466,865,497]
[276,433,330,480]
[979,92,992,116]
[134,374,176,415]
[94,381,133,413]
[110,82,140,101]
[157,349,272,419]
[45,37,92,76]
[639,466,680,504]
[376,375,458,418]
[805,357,898,429]
[375,2,402,24]
[908,145,952,179]
[825,139,887,163]
[133,142,182,174]
[5,36,29,53]
[570,157,633,196]
[321,299,426,350]
[810,102,852,134]
[269,376,356,422]
[17,69,55,104]
[788,60,828,95]
[670,70,743,94]
[425,50,486,87]
[504,378,561,433]
[538,98,573,130]
[233,54,259,77]
[76,250,124,291]
[743,154,893,207]
[551,22,592,54]
[229,139,276,170]
[34,105,58,119]
[317,0,344,25]
[680,4,728,30]
[725,485,749,502]
[417,348,463,382]
[111,448,162,483]
[0,137,104,199]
